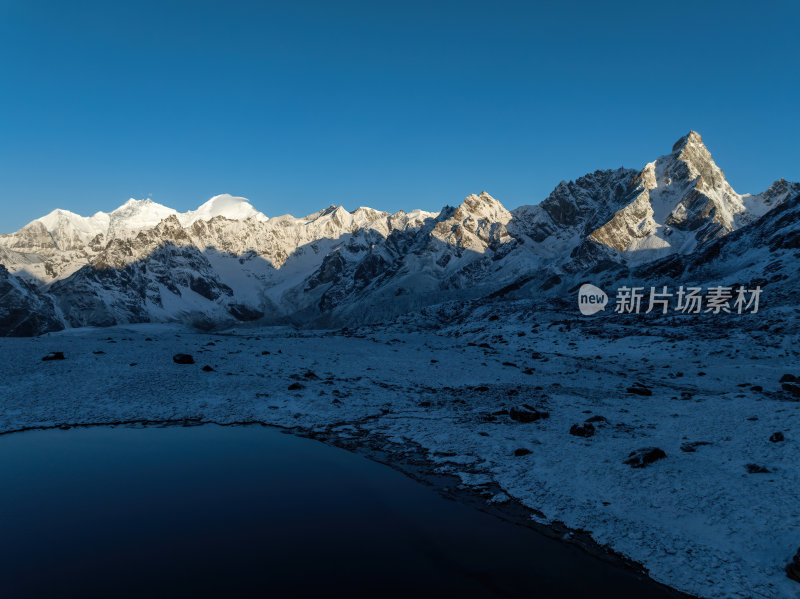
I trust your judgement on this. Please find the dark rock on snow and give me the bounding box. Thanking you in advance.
[585,415,608,424]
[509,405,549,423]
[787,548,800,583]
[626,383,652,396]
[173,354,195,365]
[746,464,770,474]
[625,447,667,468]
[782,383,800,398]
[680,441,712,453]
[570,423,596,437]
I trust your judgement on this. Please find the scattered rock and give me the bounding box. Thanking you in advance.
[745,463,770,473]
[509,405,549,423]
[626,383,652,396]
[585,415,608,424]
[782,383,800,398]
[513,448,532,457]
[288,382,305,391]
[488,492,510,504]
[751,385,763,392]
[787,548,800,583]
[624,447,667,468]
[570,423,595,438]
[172,354,195,365]
[201,365,214,372]
[42,352,65,361]
[680,441,712,453]
[780,374,798,383]
[302,370,320,380]
[770,431,785,443]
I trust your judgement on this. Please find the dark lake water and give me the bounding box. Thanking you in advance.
[0,425,679,598]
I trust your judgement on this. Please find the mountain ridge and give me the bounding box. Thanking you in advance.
[1,132,798,336]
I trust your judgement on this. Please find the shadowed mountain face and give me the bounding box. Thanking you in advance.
[0,265,63,337]
[0,132,798,335]
[633,191,800,302]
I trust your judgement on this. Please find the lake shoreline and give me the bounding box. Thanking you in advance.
[0,417,697,599]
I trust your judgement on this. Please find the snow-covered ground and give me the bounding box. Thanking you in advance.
[1,307,798,599]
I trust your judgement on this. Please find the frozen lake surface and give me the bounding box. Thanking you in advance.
[0,424,677,598]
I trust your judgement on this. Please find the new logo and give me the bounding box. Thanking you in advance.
[577,284,608,315]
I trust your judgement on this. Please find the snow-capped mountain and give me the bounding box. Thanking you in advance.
[106,198,179,238]
[635,188,800,303]
[178,194,267,226]
[1,132,797,336]
[512,131,788,274]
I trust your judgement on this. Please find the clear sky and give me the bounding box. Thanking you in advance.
[1,0,798,232]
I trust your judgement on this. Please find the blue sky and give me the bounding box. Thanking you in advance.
[1,0,798,232]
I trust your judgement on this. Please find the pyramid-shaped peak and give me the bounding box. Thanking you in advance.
[453,191,510,222]
[306,205,345,220]
[671,130,705,153]
[111,197,172,215]
[666,130,727,187]
[465,191,503,206]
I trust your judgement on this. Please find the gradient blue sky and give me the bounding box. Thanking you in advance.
[1,0,798,232]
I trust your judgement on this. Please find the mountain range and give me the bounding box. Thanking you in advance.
[2,131,798,336]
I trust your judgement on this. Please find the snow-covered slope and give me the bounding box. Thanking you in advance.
[36,209,110,250]
[635,188,800,302]
[0,265,63,336]
[2,309,799,598]
[0,131,797,335]
[177,194,266,226]
[567,132,749,267]
[739,178,800,226]
[107,198,178,237]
